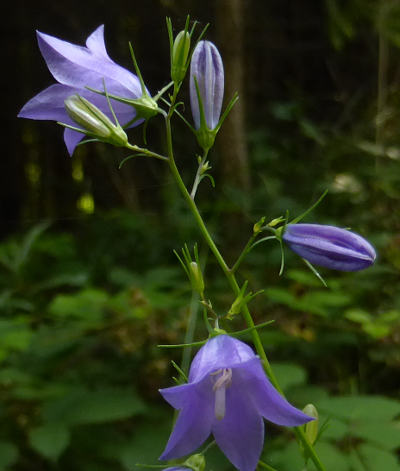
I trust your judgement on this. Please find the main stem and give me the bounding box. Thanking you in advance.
[165,116,326,471]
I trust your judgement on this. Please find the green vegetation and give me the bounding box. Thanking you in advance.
[6,0,400,469]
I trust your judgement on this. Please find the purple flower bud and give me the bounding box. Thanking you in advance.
[18,26,145,155]
[159,335,312,471]
[190,41,224,131]
[282,224,376,271]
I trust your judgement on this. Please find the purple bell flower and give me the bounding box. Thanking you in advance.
[18,25,144,155]
[189,40,224,131]
[282,223,376,271]
[159,335,312,471]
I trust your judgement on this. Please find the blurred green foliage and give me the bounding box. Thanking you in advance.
[1,199,399,469]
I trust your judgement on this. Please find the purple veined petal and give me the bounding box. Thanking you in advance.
[85,25,110,59]
[64,127,85,156]
[18,84,137,156]
[37,28,143,98]
[159,382,198,410]
[159,378,214,460]
[212,384,264,471]
[235,359,313,427]
[79,88,136,125]
[18,84,79,121]
[283,224,376,271]
[18,83,135,126]
[190,41,224,130]
[189,335,256,383]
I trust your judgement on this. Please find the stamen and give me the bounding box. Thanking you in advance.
[212,368,232,420]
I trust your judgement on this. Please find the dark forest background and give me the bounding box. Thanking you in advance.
[1,1,400,470]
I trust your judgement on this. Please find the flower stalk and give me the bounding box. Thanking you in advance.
[164,95,327,471]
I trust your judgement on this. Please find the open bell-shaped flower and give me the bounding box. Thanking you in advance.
[18,25,147,155]
[159,335,312,471]
[282,223,376,271]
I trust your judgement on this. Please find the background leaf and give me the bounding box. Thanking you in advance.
[29,423,70,461]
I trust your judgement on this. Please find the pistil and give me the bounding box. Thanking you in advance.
[212,368,232,420]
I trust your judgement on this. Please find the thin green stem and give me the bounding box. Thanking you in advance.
[173,129,275,380]
[164,91,326,471]
[180,291,200,376]
[190,149,209,198]
[231,232,258,273]
[201,439,216,455]
[257,460,279,471]
[125,143,168,161]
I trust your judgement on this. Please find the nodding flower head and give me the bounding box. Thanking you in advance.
[159,335,312,471]
[18,25,146,155]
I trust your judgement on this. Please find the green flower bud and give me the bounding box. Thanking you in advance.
[303,403,319,445]
[171,30,191,83]
[64,95,128,147]
[184,453,205,471]
[228,293,243,318]
[189,261,204,295]
[268,216,286,228]
[253,216,266,234]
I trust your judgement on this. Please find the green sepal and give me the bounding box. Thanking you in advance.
[226,280,264,319]
[184,453,206,471]
[193,76,239,151]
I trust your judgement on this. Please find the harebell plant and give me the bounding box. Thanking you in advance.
[19,17,376,471]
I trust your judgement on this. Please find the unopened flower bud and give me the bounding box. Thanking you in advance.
[189,261,204,294]
[64,95,128,147]
[282,223,376,271]
[303,404,319,445]
[200,161,211,174]
[190,40,224,151]
[268,216,285,228]
[253,216,266,234]
[171,30,191,83]
[228,296,243,318]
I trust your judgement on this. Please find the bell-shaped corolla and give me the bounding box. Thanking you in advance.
[159,335,312,471]
[18,25,145,155]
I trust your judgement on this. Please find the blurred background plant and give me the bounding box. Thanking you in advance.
[3,0,400,469]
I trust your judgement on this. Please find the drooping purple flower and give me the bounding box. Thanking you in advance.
[282,223,376,271]
[190,40,224,130]
[159,335,312,471]
[18,25,144,155]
